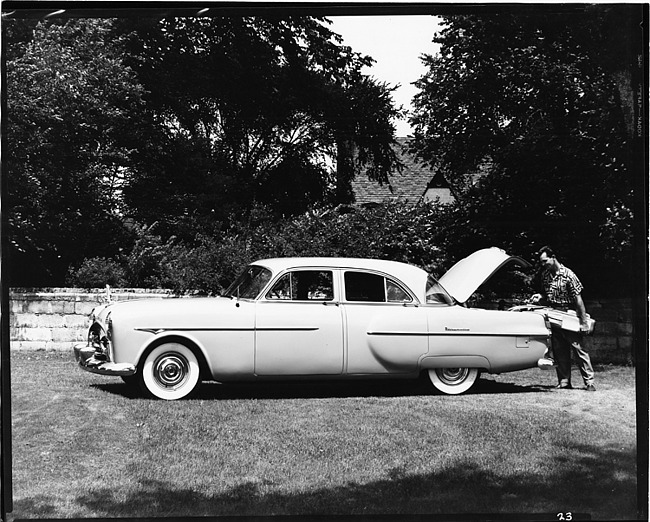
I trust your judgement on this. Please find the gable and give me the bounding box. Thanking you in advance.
[351,137,454,205]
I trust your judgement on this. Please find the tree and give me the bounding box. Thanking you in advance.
[114,16,402,234]
[4,14,405,287]
[5,18,146,286]
[409,7,639,294]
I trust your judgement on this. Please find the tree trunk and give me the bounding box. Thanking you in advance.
[335,139,355,204]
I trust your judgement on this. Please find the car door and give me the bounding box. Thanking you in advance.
[341,270,429,374]
[254,269,344,375]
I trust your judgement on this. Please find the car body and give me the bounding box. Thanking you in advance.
[74,247,552,399]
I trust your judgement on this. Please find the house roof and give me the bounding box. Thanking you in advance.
[351,137,446,205]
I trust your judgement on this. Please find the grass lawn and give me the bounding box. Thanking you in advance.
[8,350,641,520]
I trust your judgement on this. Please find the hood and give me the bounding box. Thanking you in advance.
[438,247,530,304]
[92,296,233,324]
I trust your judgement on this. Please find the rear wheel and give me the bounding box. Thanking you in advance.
[139,342,201,400]
[428,368,479,395]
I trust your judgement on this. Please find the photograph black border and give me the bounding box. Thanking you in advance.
[1,2,648,521]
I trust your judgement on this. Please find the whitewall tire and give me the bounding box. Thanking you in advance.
[140,342,201,400]
[428,368,479,395]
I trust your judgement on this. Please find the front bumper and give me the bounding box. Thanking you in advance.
[74,344,136,377]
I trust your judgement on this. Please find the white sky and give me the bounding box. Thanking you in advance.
[327,15,441,137]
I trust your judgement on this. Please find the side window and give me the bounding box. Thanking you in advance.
[344,271,412,303]
[344,272,384,302]
[386,279,412,303]
[266,270,334,301]
[266,273,292,300]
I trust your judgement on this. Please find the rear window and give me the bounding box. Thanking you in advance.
[425,274,455,305]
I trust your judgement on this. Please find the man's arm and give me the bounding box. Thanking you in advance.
[575,293,589,330]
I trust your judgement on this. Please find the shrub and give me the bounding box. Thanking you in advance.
[65,202,496,295]
[229,201,456,275]
[66,257,127,289]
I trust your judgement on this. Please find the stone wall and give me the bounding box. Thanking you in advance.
[583,298,636,365]
[8,289,639,365]
[9,288,174,351]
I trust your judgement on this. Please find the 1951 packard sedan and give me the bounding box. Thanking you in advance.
[74,247,552,400]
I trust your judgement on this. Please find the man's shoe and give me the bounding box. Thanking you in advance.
[585,384,596,392]
[556,382,572,389]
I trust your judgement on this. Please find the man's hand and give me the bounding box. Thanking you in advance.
[529,293,543,304]
[580,316,593,334]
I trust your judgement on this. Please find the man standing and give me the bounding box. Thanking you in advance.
[531,246,596,391]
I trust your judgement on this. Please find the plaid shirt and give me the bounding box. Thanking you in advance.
[541,264,584,307]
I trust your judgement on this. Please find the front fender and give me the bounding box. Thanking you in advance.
[134,331,212,377]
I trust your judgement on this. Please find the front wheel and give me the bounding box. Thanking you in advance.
[428,368,479,395]
[140,343,201,400]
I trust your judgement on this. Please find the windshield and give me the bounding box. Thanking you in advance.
[223,265,272,299]
[425,274,455,305]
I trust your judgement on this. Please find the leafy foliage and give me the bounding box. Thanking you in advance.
[5,18,144,285]
[66,202,457,295]
[114,16,402,235]
[5,9,639,297]
[66,257,127,289]
[4,15,403,287]
[409,8,637,292]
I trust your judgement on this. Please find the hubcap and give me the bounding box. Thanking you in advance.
[153,353,189,388]
[437,368,469,385]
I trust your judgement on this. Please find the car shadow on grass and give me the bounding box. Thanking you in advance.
[92,374,549,401]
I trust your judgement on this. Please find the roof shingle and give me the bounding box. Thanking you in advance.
[351,137,447,205]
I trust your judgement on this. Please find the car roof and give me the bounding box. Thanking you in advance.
[252,257,429,301]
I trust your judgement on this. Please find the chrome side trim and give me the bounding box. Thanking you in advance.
[367,331,430,336]
[368,331,549,337]
[134,327,319,333]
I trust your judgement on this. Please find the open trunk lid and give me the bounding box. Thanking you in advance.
[438,247,530,304]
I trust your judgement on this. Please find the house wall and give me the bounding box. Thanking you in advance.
[7,289,638,366]
[423,188,455,205]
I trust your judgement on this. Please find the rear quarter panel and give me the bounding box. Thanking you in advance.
[422,306,550,373]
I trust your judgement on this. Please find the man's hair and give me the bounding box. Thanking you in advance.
[538,245,556,258]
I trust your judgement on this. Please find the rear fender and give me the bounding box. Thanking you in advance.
[419,355,490,371]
